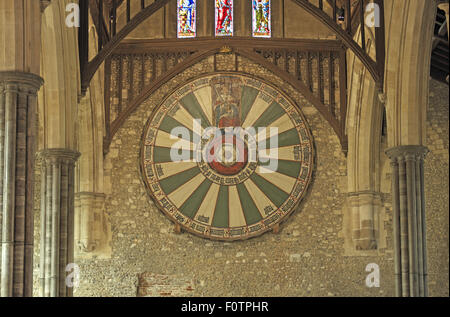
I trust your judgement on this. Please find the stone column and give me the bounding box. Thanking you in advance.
[0,72,43,297]
[386,146,429,297]
[74,192,106,253]
[347,191,382,250]
[38,149,80,297]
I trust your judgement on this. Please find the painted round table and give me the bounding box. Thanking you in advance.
[141,73,314,240]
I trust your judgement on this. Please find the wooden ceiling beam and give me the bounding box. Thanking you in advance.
[291,0,380,84]
[81,0,172,95]
[89,0,110,46]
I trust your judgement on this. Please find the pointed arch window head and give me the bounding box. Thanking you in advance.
[215,0,234,37]
[252,0,271,38]
[178,0,196,38]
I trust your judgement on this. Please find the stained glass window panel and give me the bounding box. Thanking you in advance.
[252,0,271,38]
[178,0,196,38]
[215,0,233,37]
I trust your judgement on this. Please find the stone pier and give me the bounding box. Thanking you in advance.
[38,149,80,297]
[386,145,429,297]
[347,191,382,250]
[0,72,43,297]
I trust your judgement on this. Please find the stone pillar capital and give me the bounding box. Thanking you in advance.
[0,71,44,94]
[75,192,107,200]
[385,145,429,161]
[38,148,81,164]
[75,192,106,210]
[347,191,382,204]
[75,192,108,254]
[347,190,382,198]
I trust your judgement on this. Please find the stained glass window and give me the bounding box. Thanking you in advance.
[178,0,196,38]
[252,0,271,38]
[215,0,233,37]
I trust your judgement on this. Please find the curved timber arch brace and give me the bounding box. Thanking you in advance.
[80,0,385,95]
[80,0,172,94]
[102,39,349,154]
[291,0,384,85]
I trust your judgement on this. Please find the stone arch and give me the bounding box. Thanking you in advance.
[384,0,437,147]
[38,0,80,150]
[77,24,105,195]
[344,21,386,252]
[383,0,438,297]
[75,19,111,257]
[36,0,82,297]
